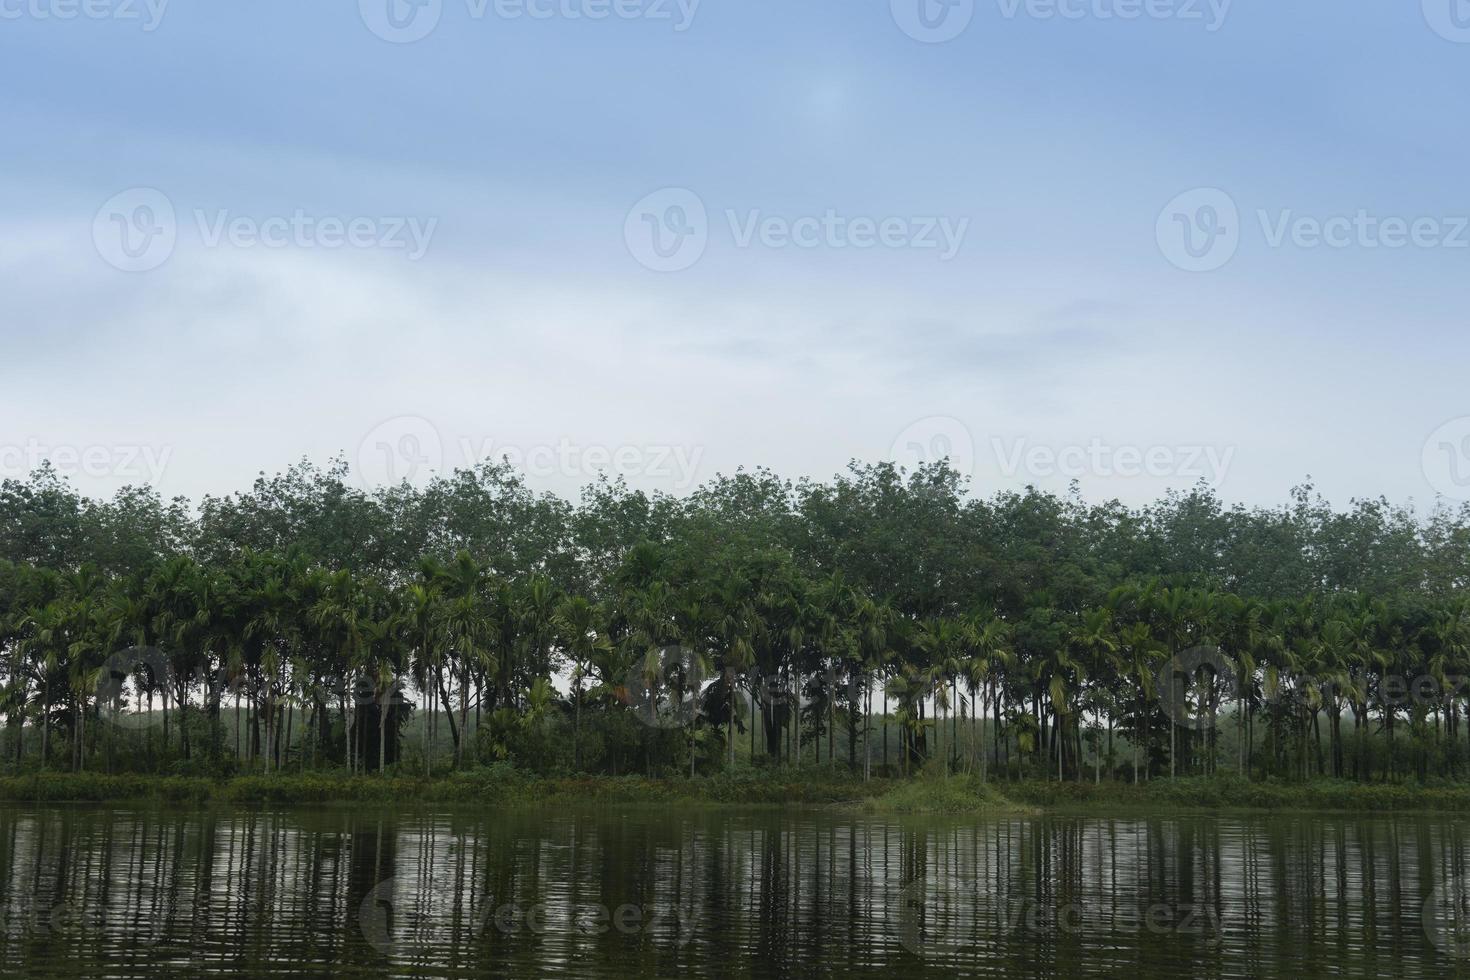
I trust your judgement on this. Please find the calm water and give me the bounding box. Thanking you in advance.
[0,803,1468,977]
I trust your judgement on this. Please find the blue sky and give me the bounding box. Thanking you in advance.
[3,1,1468,508]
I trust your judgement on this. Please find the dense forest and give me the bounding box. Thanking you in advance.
[2,457,1468,785]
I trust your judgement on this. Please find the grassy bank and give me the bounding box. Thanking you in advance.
[0,768,896,808]
[1006,774,1470,813]
[2,771,1469,814]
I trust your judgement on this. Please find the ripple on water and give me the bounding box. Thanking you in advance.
[0,806,1465,978]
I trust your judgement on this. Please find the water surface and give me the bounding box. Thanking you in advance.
[0,803,1467,977]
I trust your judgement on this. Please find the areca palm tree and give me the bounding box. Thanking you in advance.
[803,573,852,767]
[22,599,75,771]
[884,666,931,777]
[671,596,715,777]
[1425,599,1470,775]
[360,608,406,774]
[707,574,755,769]
[916,616,966,777]
[1072,607,1118,783]
[244,570,298,773]
[146,557,214,760]
[1113,620,1161,782]
[309,570,369,773]
[431,552,495,768]
[405,575,443,775]
[964,608,1011,781]
[1147,586,1205,779]
[853,595,892,781]
[554,595,610,772]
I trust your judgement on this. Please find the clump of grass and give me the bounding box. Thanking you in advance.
[866,775,1031,814]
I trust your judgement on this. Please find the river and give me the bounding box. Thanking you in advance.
[0,804,1466,977]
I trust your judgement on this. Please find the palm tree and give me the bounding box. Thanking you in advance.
[309,570,368,773]
[916,616,965,777]
[964,608,1011,782]
[405,575,443,776]
[1072,607,1118,783]
[432,553,495,768]
[853,596,892,780]
[1113,620,1161,783]
[22,599,77,771]
[360,606,406,775]
[1148,586,1203,779]
[1425,599,1470,777]
[884,667,930,777]
[671,598,714,778]
[804,573,852,768]
[244,570,297,774]
[554,596,610,772]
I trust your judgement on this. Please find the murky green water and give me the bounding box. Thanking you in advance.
[0,803,1468,977]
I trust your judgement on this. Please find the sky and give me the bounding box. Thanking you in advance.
[2,0,1468,510]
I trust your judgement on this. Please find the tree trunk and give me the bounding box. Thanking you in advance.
[751,681,758,760]
[40,680,50,771]
[342,691,353,775]
[829,674,836,767]
[863,679,871,782]
[978,684,988,783]
[436,673,459,756]
[456,666,470,768]
[178,675,191,761]
[793,674,801,767]
[1170,717,1176,779]
[379,686,390,774]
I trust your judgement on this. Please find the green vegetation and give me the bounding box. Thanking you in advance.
[1008,773,1470,812]
[0,768,889,808]
[1,457,1470,804]
[864,774,1032,814]
[5,770,1468,815]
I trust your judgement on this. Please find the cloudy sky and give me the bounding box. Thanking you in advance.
[3,1,1468,508]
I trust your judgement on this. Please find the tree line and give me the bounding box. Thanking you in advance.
[1,456,1468,783]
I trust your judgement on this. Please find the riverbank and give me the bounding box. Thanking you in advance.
[0,770,1031,813]
[1006,775,1470,813]
[2,770,1469,814]
[0,769,892,808]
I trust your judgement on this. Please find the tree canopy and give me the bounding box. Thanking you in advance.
[2,457,1468,784]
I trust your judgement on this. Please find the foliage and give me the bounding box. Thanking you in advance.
[866,775,1029,814]
[2,459,1470,790]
